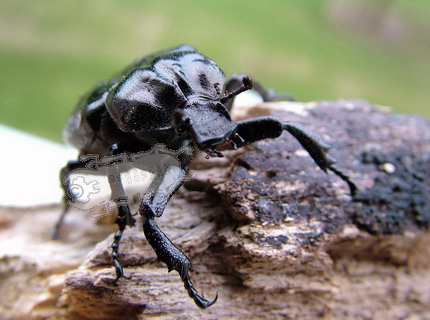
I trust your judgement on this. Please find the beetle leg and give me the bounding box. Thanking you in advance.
[110,205,133,283]
[140,148,193,217]
[108,144,135,282]
[141,204,217,309]
[137,163,217,308]
[235,116,358,196]
[282,121,358,196]
[53,159,86,239]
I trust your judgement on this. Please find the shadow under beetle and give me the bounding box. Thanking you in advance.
[55,45,357,309]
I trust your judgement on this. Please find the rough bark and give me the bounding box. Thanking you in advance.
[1,100,429,319]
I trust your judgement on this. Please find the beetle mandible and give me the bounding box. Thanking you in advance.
[55,45,357,309]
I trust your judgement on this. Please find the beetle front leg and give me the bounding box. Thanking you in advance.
[138,166,217,309]
[235,116,358,196]
[282,121,358,195]
[141,204,217,309]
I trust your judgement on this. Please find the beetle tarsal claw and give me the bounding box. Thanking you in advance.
[194,292,218,309]
[183,274,218,309]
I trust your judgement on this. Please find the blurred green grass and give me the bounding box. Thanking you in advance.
[1,0,429,142]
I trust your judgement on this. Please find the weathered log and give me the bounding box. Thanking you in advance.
[0,100,429,319]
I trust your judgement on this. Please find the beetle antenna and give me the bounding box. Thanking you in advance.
[220,75,253,103]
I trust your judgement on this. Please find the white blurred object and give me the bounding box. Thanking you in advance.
[232,90,264,108]
[0,124,78,206]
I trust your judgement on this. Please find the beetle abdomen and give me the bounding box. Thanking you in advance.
[63,79,118,151]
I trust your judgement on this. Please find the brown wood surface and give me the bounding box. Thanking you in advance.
[1,100,429,319]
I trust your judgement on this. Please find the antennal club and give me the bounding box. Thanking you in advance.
[220,75,253,103]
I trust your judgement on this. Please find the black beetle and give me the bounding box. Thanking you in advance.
[56,45,357,309]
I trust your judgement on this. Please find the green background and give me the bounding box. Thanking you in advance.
[1,0,429,142]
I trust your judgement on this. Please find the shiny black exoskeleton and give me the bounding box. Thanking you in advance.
[56,45,357,309]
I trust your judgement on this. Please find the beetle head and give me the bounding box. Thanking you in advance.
[172,101,238,157]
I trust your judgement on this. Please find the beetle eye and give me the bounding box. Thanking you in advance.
[177,118,191,136]
[177,126,187,135]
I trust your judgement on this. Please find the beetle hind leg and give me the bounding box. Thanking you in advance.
[52,197,70,240]
[53,160,85,239]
